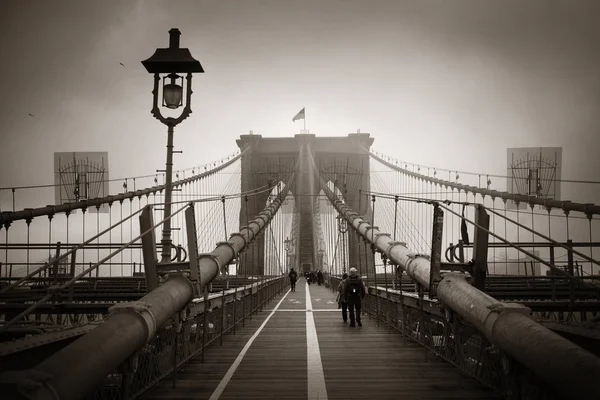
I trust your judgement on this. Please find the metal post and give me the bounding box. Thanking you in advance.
[220,280,226,345]
[160,124,175,263]
[341,227,347,275]
[233,258,238,335]
[52,242,62,284]
[222,196,228,241]
[172,314,181,388]
[68,249,77,302]
[429,204,444,297]
[373,243,379,327]
[567,239,574,275]
[382,254,390,329]
[185,205,200,295]
[567,239,575,313]
[201,285,209,363]
[140,206,158,292]
[473,204,490,291]
[417,282,427,361]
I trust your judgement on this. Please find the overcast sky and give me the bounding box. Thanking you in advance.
[1,0,599,202]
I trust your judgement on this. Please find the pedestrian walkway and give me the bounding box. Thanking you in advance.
[142,278,498,399]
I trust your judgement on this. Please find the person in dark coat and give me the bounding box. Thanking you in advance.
[317,270,324,285]
[344,267,366,327]
[337,273,349,323]
[288,268,298,292]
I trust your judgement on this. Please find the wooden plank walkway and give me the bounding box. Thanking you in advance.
[142,280,499,400]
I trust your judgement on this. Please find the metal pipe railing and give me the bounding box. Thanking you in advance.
[317,155,600,400]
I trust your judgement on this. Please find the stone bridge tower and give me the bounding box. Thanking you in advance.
[236,133,375,276]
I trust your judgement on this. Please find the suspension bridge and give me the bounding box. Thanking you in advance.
[0,132,599,400]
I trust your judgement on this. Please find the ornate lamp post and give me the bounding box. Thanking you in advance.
[337,215,348,274]
[142,28,204,263]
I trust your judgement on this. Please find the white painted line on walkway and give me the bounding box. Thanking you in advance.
[306,282,328,400]
[263,309,339,312]
[208,288,291,400]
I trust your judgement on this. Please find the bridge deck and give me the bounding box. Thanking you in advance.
[142,280,498,400]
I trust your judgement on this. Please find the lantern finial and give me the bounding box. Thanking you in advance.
[169,28,181,49]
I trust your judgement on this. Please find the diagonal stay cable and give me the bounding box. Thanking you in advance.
[0,207,145,293]
[484,206,600,268]
[0,202,189,333]
[435,201,598,288]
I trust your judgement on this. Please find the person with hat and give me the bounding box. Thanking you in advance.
[344,267,366,327]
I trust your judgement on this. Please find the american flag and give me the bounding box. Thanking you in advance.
[292,107,305,122]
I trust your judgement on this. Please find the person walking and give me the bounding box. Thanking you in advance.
[336,273,349,323]
[317,270,324,286]
[288,268,298,292]
[344,267,366,327]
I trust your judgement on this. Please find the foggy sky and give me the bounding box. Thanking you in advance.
[0,0,599,203]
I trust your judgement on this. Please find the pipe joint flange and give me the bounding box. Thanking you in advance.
[373,232,392,242]
[441,271,468,281]
[198,253,220,272]
[363,226,377,237]
[257,212,269,223]
[229,232,247,248]
[239,226,253,239]
[216,241,238,263]
[487,302,531,316]
[386,241,408,255]
[356,220,369,231]
[248,220,262,232]
[346,212,359,222]
[109,301,157,342]
[407,253,431,261]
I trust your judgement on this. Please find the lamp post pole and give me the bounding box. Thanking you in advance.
[160,123,175,263]
[284,237,291,270]
[337,215,348,275]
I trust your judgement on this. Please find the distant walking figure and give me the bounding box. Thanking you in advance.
[344,267,366,327]
[337,273,349,323]
[288,268,298,292]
